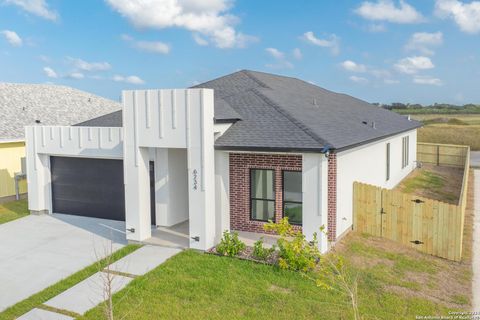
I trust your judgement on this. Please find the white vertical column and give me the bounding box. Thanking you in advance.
[302,153,329,253]
[214,150,230,243]
[187,89,216,250]
[123,91,152,241]
[25,126,51,214]
[155,148,170,226]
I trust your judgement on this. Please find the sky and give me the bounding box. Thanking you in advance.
[1,0,480,105]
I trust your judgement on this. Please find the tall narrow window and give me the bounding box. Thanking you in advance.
[386,143,390,181]
[250,169,275,222]
[402,136,410,168]
[283,171,302,225]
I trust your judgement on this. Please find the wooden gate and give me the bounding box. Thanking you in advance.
[353,182,465,261]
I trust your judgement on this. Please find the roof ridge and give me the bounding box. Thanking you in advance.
[248,87,330,148]
[241,70,271,89]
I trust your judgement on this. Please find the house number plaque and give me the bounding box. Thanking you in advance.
[192,169,198,190]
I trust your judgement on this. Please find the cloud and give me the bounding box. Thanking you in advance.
[405,32,443,55]
[265,47,284,59]
[113,74,145,84]
[394,56,434,74]
[265,47,293,69]
[349,75,369,84]
[67,72,84,79]
[355,0,424,24]
[43,66,57,78]
[341,60,367,72]
[413,75,443,85]
[4,0,58,21]
[302,31,340,55]
[435,0,480,34]
[122,34,170,54]
[367,23,387,32]
[135,40,170,54]
[193,33,208,46]
[105,0,256,48]
[0,30,22,46]
[68,57,111,72]
[384,78,400,84]
[292,48,302,60]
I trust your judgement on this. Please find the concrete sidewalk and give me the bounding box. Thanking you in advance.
[18,245,180,320]
[473,170,480,312]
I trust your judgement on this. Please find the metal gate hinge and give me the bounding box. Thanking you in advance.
[410,240,424,245]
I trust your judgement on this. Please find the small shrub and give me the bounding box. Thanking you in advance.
[264,218,321,272]
[252,238,275,260]
[216,231,246,257]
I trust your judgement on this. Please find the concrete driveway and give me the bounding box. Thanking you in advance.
[0,214,126,311]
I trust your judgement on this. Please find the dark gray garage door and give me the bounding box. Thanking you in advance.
[51,157,126,221]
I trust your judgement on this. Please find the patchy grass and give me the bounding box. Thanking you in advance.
[396,164,463,204]
[80,227,475,320]
[0,244,141,320]
[0,199,28,224]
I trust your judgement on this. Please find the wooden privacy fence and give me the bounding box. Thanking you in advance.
[353,143,470,261]
[417,142,469,167]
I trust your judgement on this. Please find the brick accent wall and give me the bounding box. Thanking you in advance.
[327,153,337,242]
[229,153,302,234]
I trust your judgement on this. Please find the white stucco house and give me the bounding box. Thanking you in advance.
[25,70,421,252]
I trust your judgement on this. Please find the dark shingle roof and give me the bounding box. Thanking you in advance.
[75,70,421,152]
[195,70,421,151]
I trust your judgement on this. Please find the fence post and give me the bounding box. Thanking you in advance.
[436,145,440,166]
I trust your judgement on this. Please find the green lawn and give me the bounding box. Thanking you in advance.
[80,240,464,320]
[0,199,28,224]
[0,244,141,320]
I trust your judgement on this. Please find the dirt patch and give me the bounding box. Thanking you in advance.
[396,164,464,204]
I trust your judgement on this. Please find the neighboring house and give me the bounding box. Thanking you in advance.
[0,83,122,202]
[25,70,421,251]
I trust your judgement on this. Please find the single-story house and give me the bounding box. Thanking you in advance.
[0,83,121,202]
[25,70,421,251]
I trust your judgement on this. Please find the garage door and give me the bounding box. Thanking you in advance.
[51,157,125,221]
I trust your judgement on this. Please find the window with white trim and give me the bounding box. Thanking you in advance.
[402,136,409,169]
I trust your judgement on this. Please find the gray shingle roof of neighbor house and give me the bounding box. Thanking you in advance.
[76,70,422,152]
[0,83,122,142]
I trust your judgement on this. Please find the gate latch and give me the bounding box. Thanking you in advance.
[410,240,424,245]
[380,208,386,215]
[411,199,425,204]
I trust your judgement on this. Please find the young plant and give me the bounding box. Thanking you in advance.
[216,230,246,257]
[252,237,275,261]
[264,218,321,272]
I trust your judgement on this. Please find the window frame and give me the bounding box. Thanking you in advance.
[386,142,391,181]
[249,168,276,222]
[402,136,410,169]
[281,170,303,226]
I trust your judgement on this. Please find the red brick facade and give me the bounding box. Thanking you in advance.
[327,153,337,241]
[229,153,302,234]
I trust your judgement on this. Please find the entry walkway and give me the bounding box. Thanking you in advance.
[18,245,181,319]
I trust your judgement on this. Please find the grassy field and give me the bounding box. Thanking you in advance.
[80,188,474,320]
[0,244,141,320]
[0,199,28,224]
[412,114,480,150]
